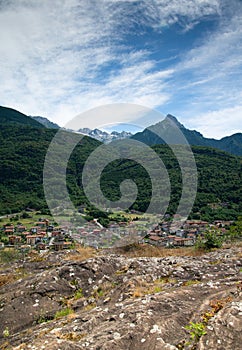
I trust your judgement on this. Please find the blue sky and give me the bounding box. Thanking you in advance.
[0,0,242,138]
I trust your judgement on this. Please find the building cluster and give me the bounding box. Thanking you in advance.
[0,215,234,251]
[144,219,233,247]
[0,219,74,251]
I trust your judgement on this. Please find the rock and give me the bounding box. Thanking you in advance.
[0,247,241,349]
[197,301,242,350]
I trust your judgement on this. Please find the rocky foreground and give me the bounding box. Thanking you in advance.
[0,246,241,350]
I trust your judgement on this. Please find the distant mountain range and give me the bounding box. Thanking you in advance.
[0,106,241,155]
[132,114,242,156]
[78,128,133,143]
[31,116,60,129]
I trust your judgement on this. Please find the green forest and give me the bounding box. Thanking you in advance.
[0,124,241,222]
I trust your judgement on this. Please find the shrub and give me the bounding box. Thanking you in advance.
[185,322,207,342]
[3,327,9,337]
[196,230,223,250]
[0,249,20,263]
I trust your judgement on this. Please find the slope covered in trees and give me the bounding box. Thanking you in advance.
[0,106,44,128]
[0,124,241,221]
[100,145,241,221]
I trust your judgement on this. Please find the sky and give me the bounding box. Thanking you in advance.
[0,0,242,138]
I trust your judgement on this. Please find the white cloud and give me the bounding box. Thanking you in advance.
[140,0,221,28]
[0,0,223,125]
[177,9,242,74]
[0,0,241,138]
[186,106,242,139]
[168,0,242,136]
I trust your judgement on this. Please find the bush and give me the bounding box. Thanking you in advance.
[0,249,20,263]
[185,322,207,342]
[196,230,223,250]
[21,211,31,219]
[226,217,242,241]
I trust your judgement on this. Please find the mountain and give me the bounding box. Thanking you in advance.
[0,108,241,220]
[0,106,45,128]
[132,114,242,156]
[78,128,133,143]
[31,116,60,129]
[0,120,240,221]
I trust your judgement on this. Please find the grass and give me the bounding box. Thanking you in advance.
[57,332,87,342]
[0,211,54,230]
[54,307,74,319]
[74,288,84,300]
[131,277,177,298]
[113,243,205,258]
[0,274,15,287]
[132,284,163,297]
[182,280,200,287]
[0,248,21,263]
[0,266,30,287]
[28,250,48,262]
[84,302,96,311]
[92,281,116,300]
[64,244,96,261]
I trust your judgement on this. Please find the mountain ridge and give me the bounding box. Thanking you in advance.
[0,106,45,128]
[78,127,133,143]
[132,114,242,156]
[31,116,60,129]
[1,105,241,155]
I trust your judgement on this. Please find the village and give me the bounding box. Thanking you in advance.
[0,211,234,252]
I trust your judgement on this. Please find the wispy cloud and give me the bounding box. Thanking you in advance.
[0,0,241,137]
[168,0,242,136]
[186,105,242,139]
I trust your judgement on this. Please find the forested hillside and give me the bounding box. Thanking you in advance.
[0,106,44,128]
[0,125,100,214]
[0,124,241,221]
[100,145,241,221]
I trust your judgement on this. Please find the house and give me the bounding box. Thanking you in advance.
[183,238,194,246]
[8,235,22,245]
[30,226,38,234]
[4,225,14,234]
[148,235,163,246]
[173,237,185,247]
[22,231,31,237]
[26,235,43,246]
[35,221,47,229]
[51,230,62,237]
[166,237,195,247]
[4,228,15,234]
[176,229,185,237]
[47,225,54,232]
[52,240,72,251]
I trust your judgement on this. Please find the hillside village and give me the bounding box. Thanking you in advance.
[0,212,234,252]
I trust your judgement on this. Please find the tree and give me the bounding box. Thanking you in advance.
[227,217,242,241]
[196,229,223,250]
